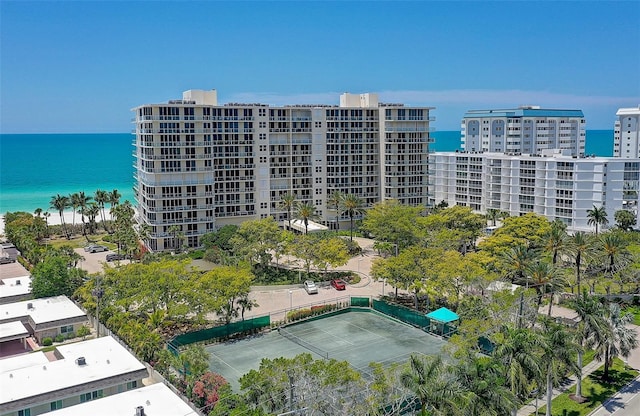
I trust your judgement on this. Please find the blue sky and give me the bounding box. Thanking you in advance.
[1,1,638,133]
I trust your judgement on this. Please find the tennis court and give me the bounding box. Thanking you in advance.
[205,309,447,388]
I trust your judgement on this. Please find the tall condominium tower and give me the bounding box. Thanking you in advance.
[461,106,586,156]
[133,90,433,251]
[614,106,640,158]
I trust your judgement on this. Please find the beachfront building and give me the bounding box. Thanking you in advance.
[461,106,586,156]
[133,89,433,251]
[614,106,640,158]
[429,149,640,232]
[0,336,148,416]
[0,295,87,345]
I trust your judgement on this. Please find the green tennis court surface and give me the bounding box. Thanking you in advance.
[205,310,447,388]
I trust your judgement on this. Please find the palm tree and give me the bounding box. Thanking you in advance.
[327,190,344,232]
[294,202,317,235]
[400,354,466,415]
[493,325,544,413]
[586,204,608,235]
[340,193,365,241]
[539,319,580,416]
[572,291,607,399]
[76,191,92,241]
[34,207,42,217]
[500,244,538,284]
[593,302,638,380]
[50,194,70,239]
[278,192,296,231]
[527,260,567,318]
[69,192,81,229]
[544,223,567,265]
[599,232,631,277]
[168,224,183,251]
[486,208,500,227]
[565,231,592,294]
[94,189,109,231]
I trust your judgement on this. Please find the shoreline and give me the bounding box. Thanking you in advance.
[0,211,115,236]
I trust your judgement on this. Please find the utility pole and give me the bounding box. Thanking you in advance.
[92,276,104,337]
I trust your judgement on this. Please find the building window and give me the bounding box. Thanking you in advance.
[80,390,103,403]
[18,410,31,416]
[60,325,74,334]
[50,400,63,411]
[127,381,138,390]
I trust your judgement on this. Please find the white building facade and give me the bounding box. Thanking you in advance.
[614,106,640,158]
[461,106,586,156]
[133,90,434,251]
[429,150,640,232]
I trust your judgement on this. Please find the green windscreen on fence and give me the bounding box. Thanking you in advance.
[351,297,371,307]
[372,299,431,328]
[170,315,271,349]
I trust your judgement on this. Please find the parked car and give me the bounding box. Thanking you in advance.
[106,253,124,262]
[304,280,318,294]
[0,256,16,264]
[330,279,347,291]
[85,244,108,253]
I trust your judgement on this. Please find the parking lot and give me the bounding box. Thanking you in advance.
[74,248,130,274]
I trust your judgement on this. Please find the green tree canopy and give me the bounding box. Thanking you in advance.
[31,255,84,298]
[361,199,422,250]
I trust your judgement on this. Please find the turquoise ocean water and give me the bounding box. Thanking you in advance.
[0,130,614,214]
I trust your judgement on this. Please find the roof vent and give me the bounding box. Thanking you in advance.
[16,280,21,285]
[135,406,145,416]
[27,302,33,310]
[76,357,86,366]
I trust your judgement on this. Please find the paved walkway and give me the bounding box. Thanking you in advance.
[517,305,640,416]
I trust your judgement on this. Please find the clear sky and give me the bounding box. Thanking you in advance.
[1,0,638,133]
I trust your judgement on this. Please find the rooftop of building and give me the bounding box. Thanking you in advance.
[46,383,198,416]
[0,336,147,406]
[0,295,86,325]
[616,106,640,116]
[464,106,584,119]
[0,276,31,300]
[430,149,640,163]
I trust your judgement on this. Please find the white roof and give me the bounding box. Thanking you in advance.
[0,295,86,325]
[0,276,31,300]
[0,351,49,373]
[290,219,329,233]
[616,106,640,116]
[0,336,147,406]
[0,321,29,341]
[46,383,198,416]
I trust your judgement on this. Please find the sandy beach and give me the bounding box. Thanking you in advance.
[0,211,113,237]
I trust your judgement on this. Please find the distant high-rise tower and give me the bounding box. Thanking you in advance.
[614,106,640,158]
[461,106,585,156]
[132,90,434,251]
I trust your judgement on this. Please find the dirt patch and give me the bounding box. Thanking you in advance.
[569,393,589,403]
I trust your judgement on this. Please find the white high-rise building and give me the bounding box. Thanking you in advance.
[133,90,434,251]
[429,150,640,231]
[614,106,640,158]
[461,106,586,156]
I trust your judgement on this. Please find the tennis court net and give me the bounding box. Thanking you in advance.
[277,327,329,360]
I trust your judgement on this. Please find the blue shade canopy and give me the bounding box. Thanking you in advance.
[426,307,459,323]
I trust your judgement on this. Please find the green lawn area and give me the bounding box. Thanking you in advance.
[533,358,637,416]
[623,305,640,326]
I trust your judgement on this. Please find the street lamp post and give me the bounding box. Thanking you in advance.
[92,286,104,338]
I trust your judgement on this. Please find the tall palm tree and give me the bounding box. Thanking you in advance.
[168,224,183,251]
[565,231,592,294]
[539,319,581,416]
[76,191,92,240]
[109,189,122,207]
[340,193,365,241]
[400,354,466,416]
[50,194,70,239]
[278,192,296,231]
[34,207,42,217]
[544,223,567,265]
[69,192,81,229]
[94,189,109,231]
[599,232,631,277]
[493,325,544,413]
[593,302,638,380]
[294,202,317,235]
[527,260,566,318]
[586,204,608,235]
[499,244,538,284]
[572,291,607,399]
[326,190,344,232]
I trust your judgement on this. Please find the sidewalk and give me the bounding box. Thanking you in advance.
[517,358,603,416]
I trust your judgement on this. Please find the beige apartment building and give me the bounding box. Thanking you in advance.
[132,90,434,251]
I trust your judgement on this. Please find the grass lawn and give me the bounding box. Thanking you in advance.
[534,358,637,416]
[623,305,640,326]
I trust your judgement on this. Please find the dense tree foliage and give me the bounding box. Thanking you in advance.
[31,255,85,298]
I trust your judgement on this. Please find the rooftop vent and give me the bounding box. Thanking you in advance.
[76,357,86,366]
[135,406,145,416]
[16,280,21,285]
[27,302,33,310]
